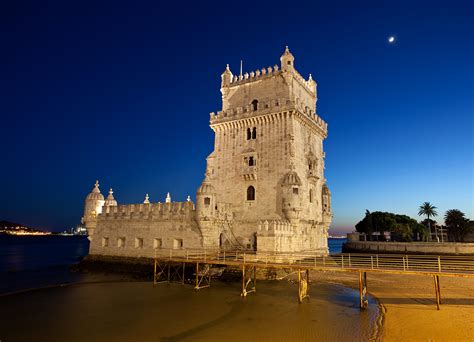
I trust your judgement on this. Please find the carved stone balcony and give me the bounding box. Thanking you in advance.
[307,169,319,183]
[242,166,257,181]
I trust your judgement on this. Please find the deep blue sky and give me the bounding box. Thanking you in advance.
[1,0,472,233]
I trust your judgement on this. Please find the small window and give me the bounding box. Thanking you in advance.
[248,156,255,166]
[287,61,291,65]
[102,237,109,247]
[309,161,313,170]
[117,237,125,248]
[153,238,162,249]
[293,187,299,195]
[251,99,258,111]
[252,127,256,139]
[204,197,211,206]
[135,237,143,248]
[247,128,251,140]
[247,186,255,201]
[173,239,183,249]
[309,189,313,203]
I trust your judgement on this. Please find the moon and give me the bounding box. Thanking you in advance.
[388,36,395,43]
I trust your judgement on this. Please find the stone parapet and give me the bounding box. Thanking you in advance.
[101,201,195,220]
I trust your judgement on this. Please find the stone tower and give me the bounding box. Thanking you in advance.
[197,47,332,254]
[82,180,105,237]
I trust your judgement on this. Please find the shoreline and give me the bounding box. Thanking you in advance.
[2,262,473,341]
[0,275,379,342]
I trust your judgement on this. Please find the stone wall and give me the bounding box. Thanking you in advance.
[343,241,474,255]
[89,201,202,258]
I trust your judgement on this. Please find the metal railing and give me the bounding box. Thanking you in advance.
[153,248,474,276]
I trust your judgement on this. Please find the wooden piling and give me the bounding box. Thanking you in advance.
[433,275,440,310]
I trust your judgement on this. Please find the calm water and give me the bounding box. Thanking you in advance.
[0,236,380,341]
[0,235,90,294]
[0,236,345,294]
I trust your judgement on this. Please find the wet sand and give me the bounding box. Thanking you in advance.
[312,272,474,341]
[1,272,473,341]
[0,279,379,342]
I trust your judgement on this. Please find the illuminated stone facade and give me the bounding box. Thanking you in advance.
[82,47,332,257]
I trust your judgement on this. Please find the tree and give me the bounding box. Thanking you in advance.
[418,202,438,241]
[355,211,424,242]
[445,209,470,242]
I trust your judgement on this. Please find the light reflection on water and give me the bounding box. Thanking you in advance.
[0,235,90,293]
[0,236,380,341]
[0,281,379,342]
[0,236,346,294]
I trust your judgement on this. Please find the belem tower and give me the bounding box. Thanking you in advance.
[82,47,332,257]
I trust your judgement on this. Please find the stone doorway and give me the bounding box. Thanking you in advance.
[219,232,232,249]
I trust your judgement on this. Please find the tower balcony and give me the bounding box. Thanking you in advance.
[242,165,257,180]
[307,170,319,183]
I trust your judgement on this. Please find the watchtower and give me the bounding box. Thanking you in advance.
[197,47,332,253]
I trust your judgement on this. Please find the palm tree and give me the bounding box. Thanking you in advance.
[418,202,438,242]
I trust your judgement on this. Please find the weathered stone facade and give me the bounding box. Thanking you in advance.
[83,47,332,257]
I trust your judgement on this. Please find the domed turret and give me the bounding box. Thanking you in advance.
[197,181,215,195]
[221,64,233,88]
[104,188,117,207]
[322,183,332,223]
[281,170,302,222]
[280,46,295,72]
[82,180,105,237]
[86,180,104,202]
[196,179,217,218]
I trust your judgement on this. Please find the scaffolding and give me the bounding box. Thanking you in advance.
[153,249,474,310]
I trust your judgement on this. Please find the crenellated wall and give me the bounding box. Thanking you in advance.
[89,201,203,258]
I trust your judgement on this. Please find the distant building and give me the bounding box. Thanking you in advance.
[82,47,332,258]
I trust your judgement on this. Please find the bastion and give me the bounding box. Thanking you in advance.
[81,47,332,258]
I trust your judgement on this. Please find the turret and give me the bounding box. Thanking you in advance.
[220,64,233,88]
[143,194,150,204]
[196,180,217,219]
[280,46,295,72]
[82,180,105,237]
[281,169,302,224]
[322,183,332,223]
[220,64,233,111]
[104,188,118,207]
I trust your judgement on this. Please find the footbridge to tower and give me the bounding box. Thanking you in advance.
[153,249,474,310]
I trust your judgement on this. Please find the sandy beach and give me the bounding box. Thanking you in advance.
[312,271,474,341]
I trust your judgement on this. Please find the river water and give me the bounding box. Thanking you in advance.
[0,236,380,341]
[0,235,347,294]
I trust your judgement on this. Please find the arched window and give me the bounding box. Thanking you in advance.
[247,186,255,201]
[309,189,313,203]
[251,99,258,111]
[252,127,257,139]
[248,156,255,166]
[247,128,251,140]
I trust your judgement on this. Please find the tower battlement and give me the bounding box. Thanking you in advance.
[101,201,195,219]
[257,220,293,236]
[218,47,320,137]
[225,66,316,96]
